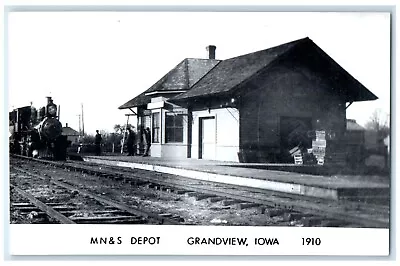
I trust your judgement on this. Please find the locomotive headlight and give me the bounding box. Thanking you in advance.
[47,105,57,116]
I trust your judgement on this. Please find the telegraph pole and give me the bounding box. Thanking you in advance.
[81,103,85,136]
[77,114,82,135]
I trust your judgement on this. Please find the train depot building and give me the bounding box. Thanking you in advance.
[119,37,378,165]
[62,123,80,145]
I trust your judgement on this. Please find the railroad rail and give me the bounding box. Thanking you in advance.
[11,184,76,224]
[78,160,390,216]
[11,166,182,225]
[10,155,389,227]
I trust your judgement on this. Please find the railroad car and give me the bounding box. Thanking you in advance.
[9,97,68,160]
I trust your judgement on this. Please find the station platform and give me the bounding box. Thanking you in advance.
[82,155,390,201]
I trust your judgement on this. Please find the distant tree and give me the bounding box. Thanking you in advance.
[364,109,389,131]
[107,132,121,144]
[114,123,134,134]
[81,134,95,144]
[114,123,134,138]
[114,124,124,134]
[364,109,390,139]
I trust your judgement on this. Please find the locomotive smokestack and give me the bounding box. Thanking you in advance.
[46,96,53,105]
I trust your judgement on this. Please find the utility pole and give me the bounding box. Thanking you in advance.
[81,103,85,136]
[77,114,82,135]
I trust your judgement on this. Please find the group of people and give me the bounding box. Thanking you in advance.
[93,127,151,157]
[126,126,151,157]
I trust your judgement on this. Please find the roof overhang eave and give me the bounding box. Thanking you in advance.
[118,106,131,110]
[145,90,188,96]
[171,89,235,103]
[347,95,379,102]
[119,104,147,110]
[118,103,140,109]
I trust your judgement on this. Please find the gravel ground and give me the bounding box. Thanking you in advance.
[10,159,292,226]
[10,158,381,227]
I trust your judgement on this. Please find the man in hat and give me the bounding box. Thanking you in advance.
[126,127,137,156]
[94,130,102,155]
[143,127,151,157]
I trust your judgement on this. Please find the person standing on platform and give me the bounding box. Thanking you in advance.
[133,127,138,156]
[126,127,137,156]
[94,130,102,156]
[143,127,151,157]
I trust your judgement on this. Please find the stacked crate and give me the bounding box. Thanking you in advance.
[289,146,303,165]
[312,130,326,165]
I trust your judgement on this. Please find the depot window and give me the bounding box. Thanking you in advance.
[165,113,184,143]
[152,112,160,143]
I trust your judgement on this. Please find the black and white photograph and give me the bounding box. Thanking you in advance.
[5,8,392,257]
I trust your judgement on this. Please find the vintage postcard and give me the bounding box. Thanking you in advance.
[5,7,391,258]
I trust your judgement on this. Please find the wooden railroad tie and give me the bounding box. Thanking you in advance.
[146,183,157,189]
[221,199,243,206]
[174,190,187,195]
[207,197,225,203]
[185,192,197,197]
[259,207,286,218]
[194,194,213,201]
[318,220,349,227]
[236,202,261,210]
[69,215,142,222]
[301,217,323,227]
[282,212,312,222]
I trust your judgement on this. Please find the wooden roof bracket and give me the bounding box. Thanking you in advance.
[346,101,354,110]
[129,108,137,115]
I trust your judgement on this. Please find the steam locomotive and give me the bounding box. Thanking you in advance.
[9,97,68,160]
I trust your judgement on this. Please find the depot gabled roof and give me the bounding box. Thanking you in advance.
[171,37,378,103]
[118,58,219,109]
[120,37,378,110]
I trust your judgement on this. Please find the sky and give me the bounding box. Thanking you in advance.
[7,11,391,135]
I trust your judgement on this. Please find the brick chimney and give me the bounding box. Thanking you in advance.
[206,45,216,59]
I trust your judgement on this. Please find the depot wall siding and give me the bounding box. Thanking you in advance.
[239,62,346,162]
[191,108,240,162]
[148,107,189,158]
[151,143,162,157]
[161,143,188,158]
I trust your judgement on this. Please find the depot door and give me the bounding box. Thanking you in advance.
[199,117,216,160]
[280,116,312,161]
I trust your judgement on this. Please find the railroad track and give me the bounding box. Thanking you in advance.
[78,160,390,216]
[10,155,390,227]
[10,166,183,225]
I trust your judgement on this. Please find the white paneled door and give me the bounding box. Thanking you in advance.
[200,117,216,160]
